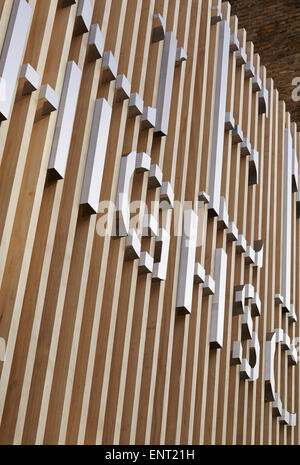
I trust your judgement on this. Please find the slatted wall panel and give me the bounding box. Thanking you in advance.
[0,0,299,445]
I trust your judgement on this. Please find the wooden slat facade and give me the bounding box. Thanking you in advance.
[0,0,299,445]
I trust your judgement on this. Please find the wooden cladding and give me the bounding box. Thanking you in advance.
[0,0,299,446]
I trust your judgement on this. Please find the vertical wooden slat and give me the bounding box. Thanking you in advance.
[0,1,299,446]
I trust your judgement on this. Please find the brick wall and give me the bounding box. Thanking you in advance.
[229,0,300,128]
